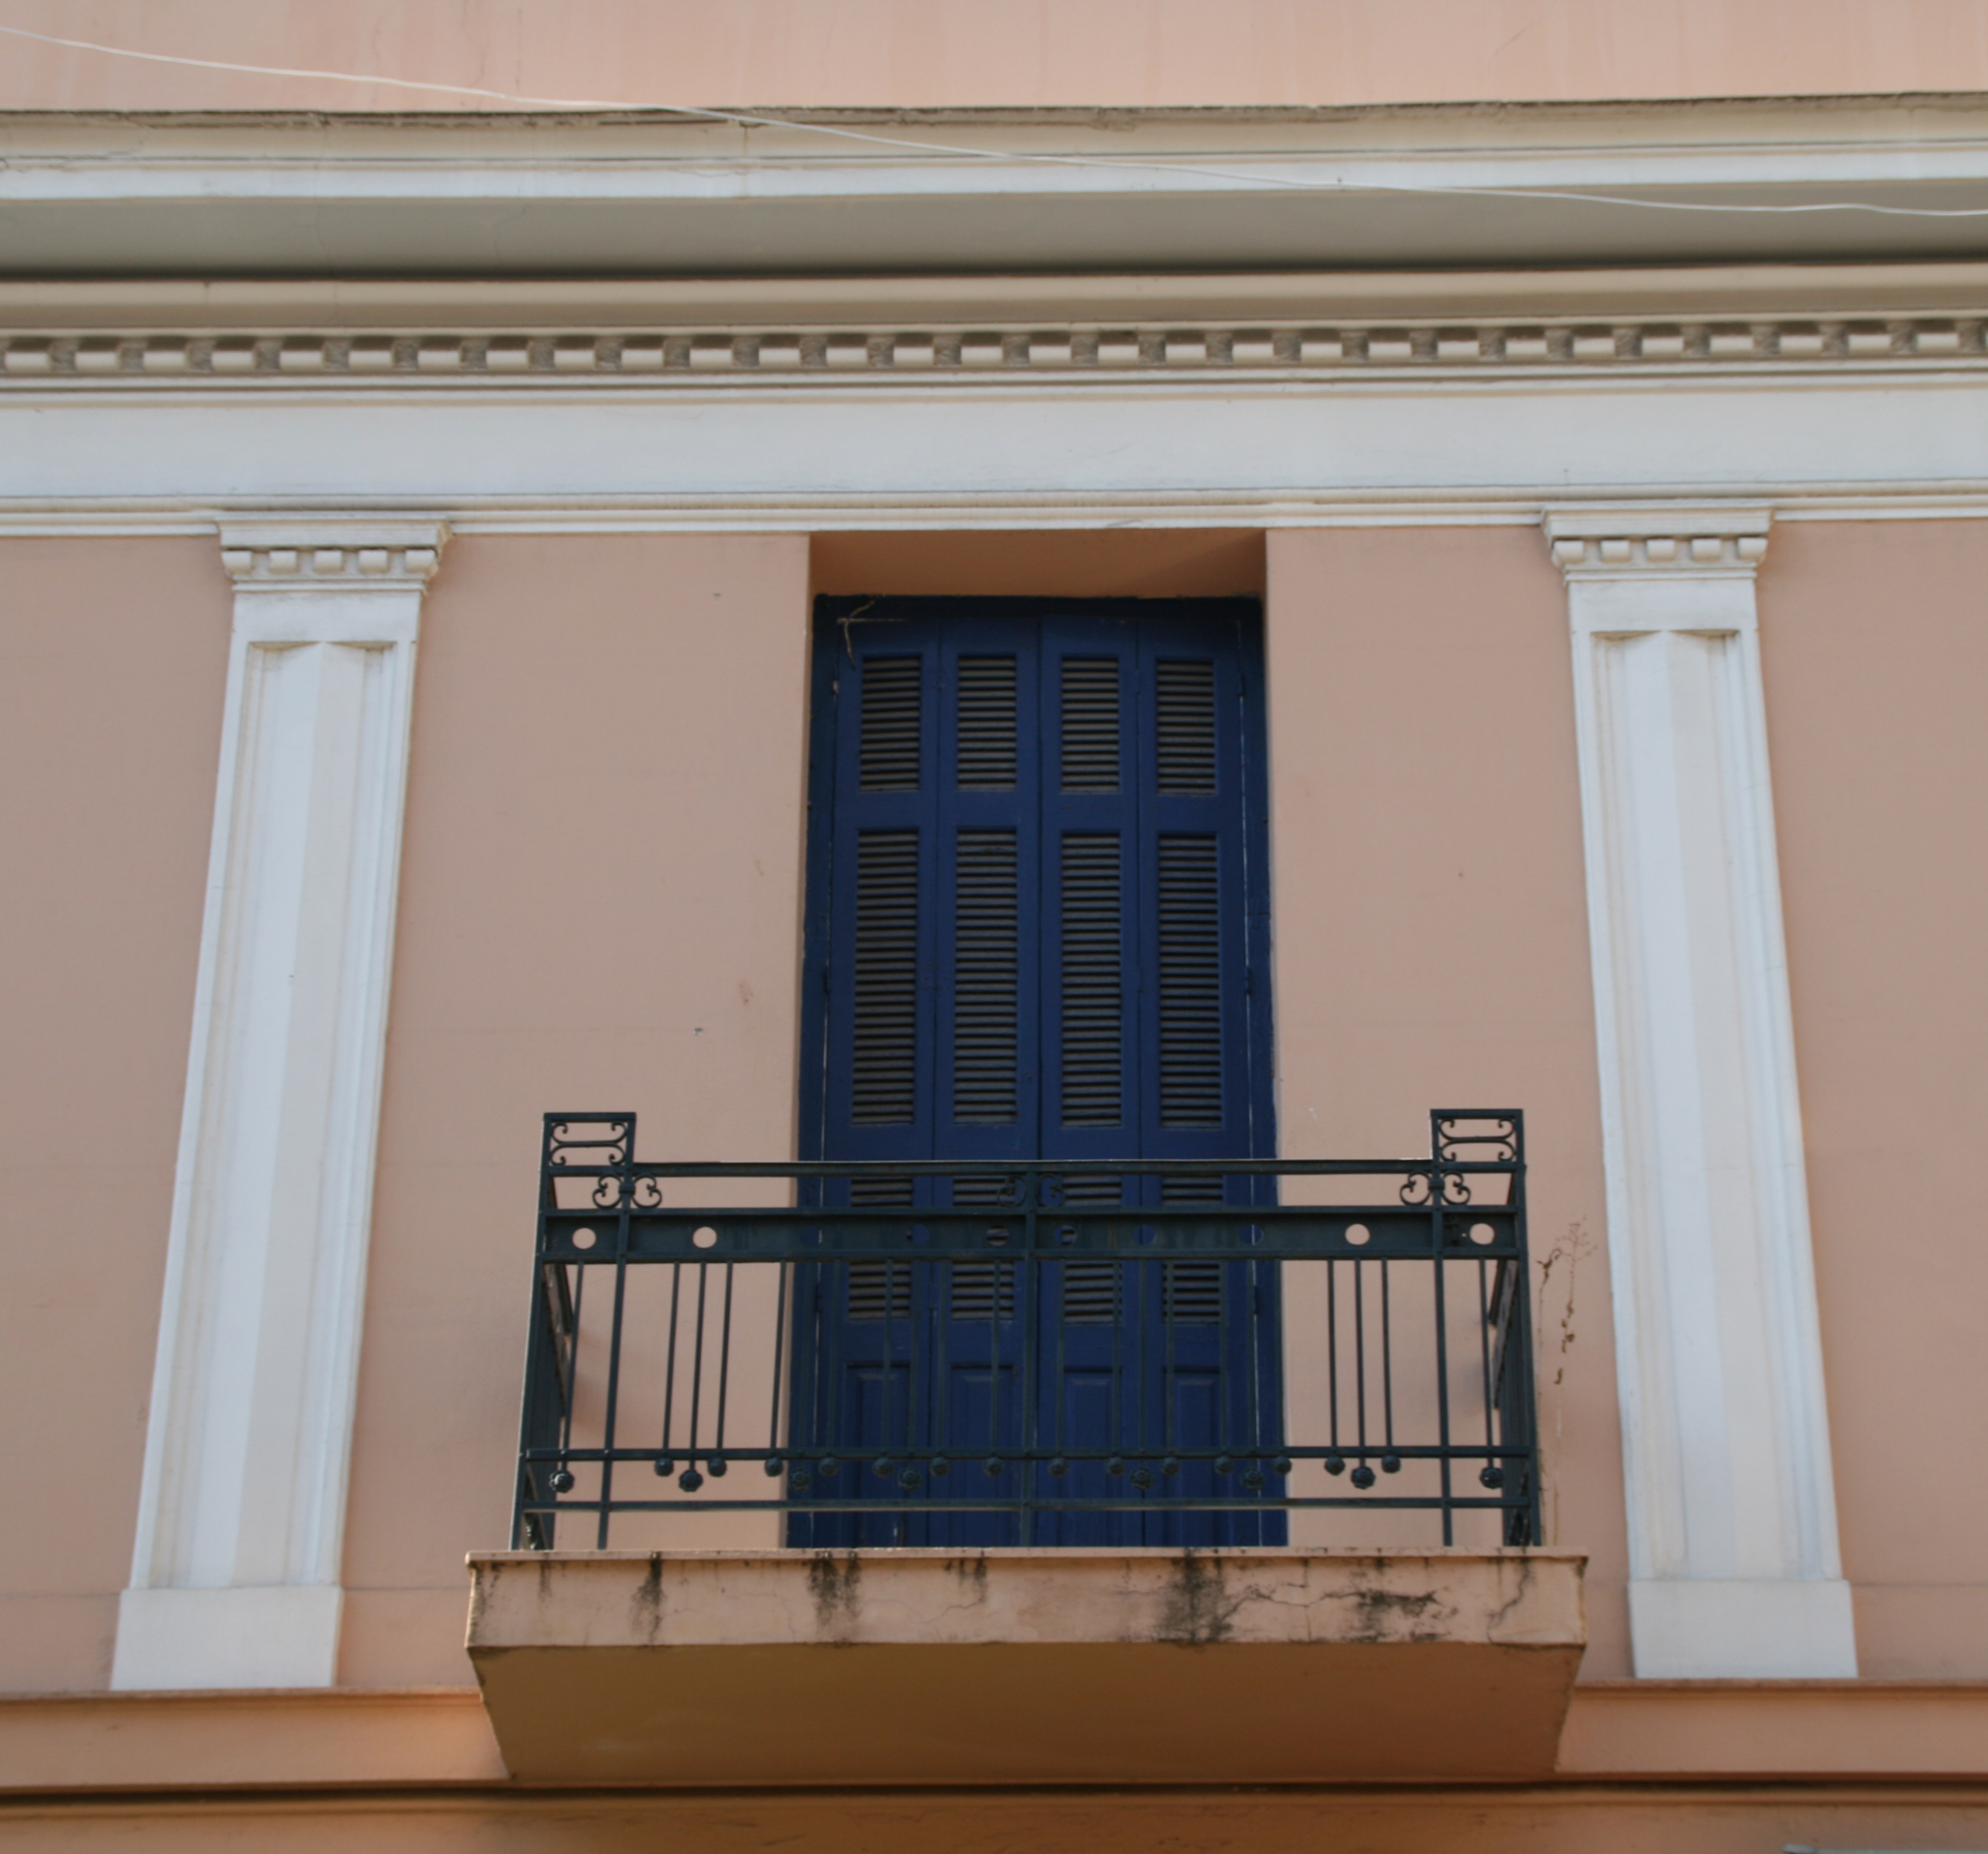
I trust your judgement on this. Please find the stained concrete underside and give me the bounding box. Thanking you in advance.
[466,1546,1586,1784]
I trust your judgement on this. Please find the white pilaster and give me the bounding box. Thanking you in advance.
[1548,507,1856,1680]
[113,521,446,1691]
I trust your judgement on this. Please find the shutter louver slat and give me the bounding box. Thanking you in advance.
[957,657,1017,789]
[952,830,1019,1124]
[860,657,922,791]
[851,831,920,1125]
[1157,835,1224,1129]
[1061,1261,1119,1323]
[1156,659,1218,794]
[1163,1263,1225,1323]
[847,1263,913,1322]
[1060,658,1120,791]
[850,1176,916,1207]
[1059,834,1123,1127]
[949,1260,1016,1320]
[1056,1174,1124,1205]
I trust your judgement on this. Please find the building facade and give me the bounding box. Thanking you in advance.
[4,4,1988,1848]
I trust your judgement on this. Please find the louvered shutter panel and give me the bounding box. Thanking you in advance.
[1043,619,1135,1170]
[823,643,936,1164]
[1136,613,1258,1165]
[849,831,921,1125]
[937,621,1037,1160]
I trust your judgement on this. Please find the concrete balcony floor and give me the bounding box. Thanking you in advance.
[466,1546,1585,1785]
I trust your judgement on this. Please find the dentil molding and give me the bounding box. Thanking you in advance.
[1545,508,1772,578]
[2,316,1984,389]
[219,520,448,590]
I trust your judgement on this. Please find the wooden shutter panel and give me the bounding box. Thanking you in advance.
[1154,659,1217,793]
[1156,834,1223,1129]
[941,634,1034,1153]
[956,656,1018,788]
[1058,658,1121,791]
[951,830,1019,1124]
[859,657,922,790]
[1057,834,1125,1128]
[850,830,921,1125]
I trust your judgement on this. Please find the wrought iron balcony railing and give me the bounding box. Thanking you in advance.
[513,1111,1540,1551]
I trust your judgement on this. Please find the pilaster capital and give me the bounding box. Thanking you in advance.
[1544,506,1771,580]
[218,519,449,591]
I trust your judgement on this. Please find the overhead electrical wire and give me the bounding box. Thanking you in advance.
[4,17,1988,218]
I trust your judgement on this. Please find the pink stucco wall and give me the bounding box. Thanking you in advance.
[1759,520,1988,1679]
[342,534,814,1685]
[5,521,1988,1698]
[1263,528,1628,1673]
[1,0,1984,112]
[0,539,232,1691]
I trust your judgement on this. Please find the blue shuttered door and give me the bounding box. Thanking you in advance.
[794,598,1278,1546]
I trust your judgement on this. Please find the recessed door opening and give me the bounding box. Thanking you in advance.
[792,596,1279,1546]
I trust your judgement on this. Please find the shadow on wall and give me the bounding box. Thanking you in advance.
[810,531,1267,601]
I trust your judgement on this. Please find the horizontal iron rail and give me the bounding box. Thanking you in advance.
[516,1499,1528,1515]
[543,1157,1521,1176]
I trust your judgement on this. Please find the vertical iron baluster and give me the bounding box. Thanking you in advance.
[563,1261,587,1537]
[1134,1240,1148,1481]
[986,1211,1003,1476]
[768,1261,789,1459]
[901,1236,918,1545]
[1507,1115,1542,1545]
[660,1262,683,1465]
[1051,1223,1069,1498]
[1429,1123,1455,1547]
[1354,1257,1369,1464]
[1108,1233,1125,1483]
[1213,1213,1234,1526]
[1380,1258,1395,1470]
[1326,1254,1340,1458]
[713,1260,737,1473]
[1162,1240,1179,1467]
[934,1252,952,1503]
[801,1262,826,1546]
[1246,1184,1265,1481]
[686,1261,710,1493]
[1019,1167,1039,1545]
[825,1239,847,1511]
[598,1173,633,1549]
[882,1247,899,1499]
[1477,1255,1496,1495]
[891,1231,908,1544]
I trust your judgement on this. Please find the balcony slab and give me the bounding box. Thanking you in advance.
[466,1546,1584,1785]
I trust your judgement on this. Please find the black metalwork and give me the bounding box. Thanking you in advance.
[512,1110,1540,1550]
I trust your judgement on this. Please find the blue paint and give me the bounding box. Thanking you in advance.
[792,598,1280,1546]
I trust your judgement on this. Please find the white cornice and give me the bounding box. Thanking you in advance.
[7,99,1988,276]
[11,264,1988,330]
[1,491,1984,542]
